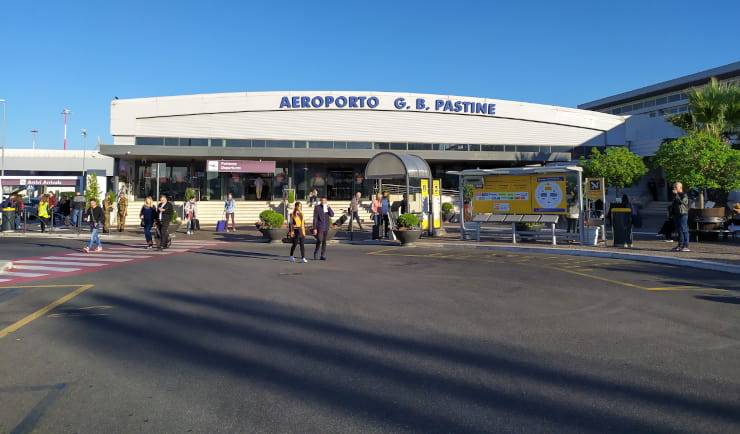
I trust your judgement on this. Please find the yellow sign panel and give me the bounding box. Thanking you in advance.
[420,179,430,230]
[472,173,568,215]
[472,175,531,214]
[530,175,567,214]
[585,177,605,200]
[432,179,442,229]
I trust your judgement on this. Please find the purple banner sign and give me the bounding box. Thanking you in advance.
[0,177,79,186]
[207,160,276,173]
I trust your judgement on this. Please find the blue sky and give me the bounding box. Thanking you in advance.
[1,0,738,149]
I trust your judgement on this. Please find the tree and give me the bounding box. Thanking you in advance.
[669,78,739,138]
[84,174,101,205]
[654,131,740,207]
[578,147,647,195]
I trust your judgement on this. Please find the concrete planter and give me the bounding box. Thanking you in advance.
[393,229,422,245]
[260,228,288,243]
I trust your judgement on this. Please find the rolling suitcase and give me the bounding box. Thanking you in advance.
[193,218,200,231]
[372,223,380,240]
[216,220,227,232]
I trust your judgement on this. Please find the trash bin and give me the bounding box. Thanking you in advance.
[1,208,17,232]
[583,226,600,246]
[611,207,632,247]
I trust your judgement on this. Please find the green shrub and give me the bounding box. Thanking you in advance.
[396,213,420,229]
[259,210,284,229]
[184,187,196,201]
[287,189,295,204]
[441,202,454,214]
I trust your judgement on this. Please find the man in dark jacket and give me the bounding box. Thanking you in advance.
[312,196,334,260]
[671,182,690,252]
[157,194,174,250]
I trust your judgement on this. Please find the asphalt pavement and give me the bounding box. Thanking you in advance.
[0,237,738,433]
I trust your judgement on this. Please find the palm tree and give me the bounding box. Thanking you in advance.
[686,78,727,137]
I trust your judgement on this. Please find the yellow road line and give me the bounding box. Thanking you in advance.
[0,284,94,339]
[543,267,648,290]
[367,247,401,256]
[646,286,729,292]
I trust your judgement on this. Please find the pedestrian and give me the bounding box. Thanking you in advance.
[184,196,197,235]
[157,194,174,250]
[12,194,24,230]
[139,195,157,249]
[82,198,104,253]
[348,191,364,231]
[380,191,391,239]
[254,176,264,200]
[566,201,579,233]
[224,192,236,232]
[37,194,50,232]
[400,193,409,215]
[312,196,334,260]
[371,193,381,239]
[288,201,308,263]
[620,194,634,248]
[71,192,85,227]
[308,188,318,207]
[117,192,128,232]
[671,182,690,252]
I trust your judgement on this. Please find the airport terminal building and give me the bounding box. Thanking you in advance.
[100,91,625,201]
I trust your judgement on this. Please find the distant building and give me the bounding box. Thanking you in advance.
[579,61,740,157]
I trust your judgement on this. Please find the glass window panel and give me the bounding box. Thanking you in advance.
[252,140,266,148]
[189,138,208,147]
[643,99,655,108]
[374,142,390,150]
[408,143,432,151]
[612,107,622,114]
[309,141,333,149]
[632,102,643,110]
[390,142,407,150]
[346,141,372,149]
[225,139,251,147]
[333,141,348,149]
[469,144,481,152]
[266,140,293,148]
[655,97,667,105]
[517,145,540,152]
[210,138,224,147]
[481,144,504,152]
[163,137,178,146]
[679,93,688,100]
[179,138,190,146]
[136,137,164,146]
[668,94,681,102]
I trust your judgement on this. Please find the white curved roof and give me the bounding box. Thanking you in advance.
[110,91,625,148]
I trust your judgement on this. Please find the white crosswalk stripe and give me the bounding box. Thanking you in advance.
[11,265,81,272]
[0,271,48,278]
[64,253,144,259]
[0,279,11,282]
[47,255,133,262]
[15,260,108,267]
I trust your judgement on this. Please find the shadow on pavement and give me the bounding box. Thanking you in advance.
[695,295,740,305]
[64,289,740,433]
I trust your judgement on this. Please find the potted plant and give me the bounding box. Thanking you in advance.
[258,209,287,243]
[393,213,422,245]
[515,222,543,241]
[441,202,454,222]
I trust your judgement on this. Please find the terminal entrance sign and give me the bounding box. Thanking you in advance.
[207,160,276,173]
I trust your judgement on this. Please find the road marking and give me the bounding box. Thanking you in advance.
[11,265,81,272]
[58,255,132,262]
[543,266,648,290]
[0,271,47,278]
[367,247,402,256]
[645,286,729,292]
[15,260,108,267]
[67,253,147,259]
[0,284,94,339]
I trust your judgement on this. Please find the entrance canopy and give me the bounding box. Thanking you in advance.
[364,152,431,180]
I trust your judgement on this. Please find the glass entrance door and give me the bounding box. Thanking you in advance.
[327,170,354,200]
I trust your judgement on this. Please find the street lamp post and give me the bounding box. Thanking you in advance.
[0,99,6,176]
[31,129,38,149]
[81,128,87,190]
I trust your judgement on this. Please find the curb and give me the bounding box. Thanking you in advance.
[415,241,740,275]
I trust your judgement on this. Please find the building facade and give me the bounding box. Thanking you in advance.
[579,61,740,156]
[100,91,625,201]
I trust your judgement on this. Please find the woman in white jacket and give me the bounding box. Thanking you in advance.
[184,198,197,235]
